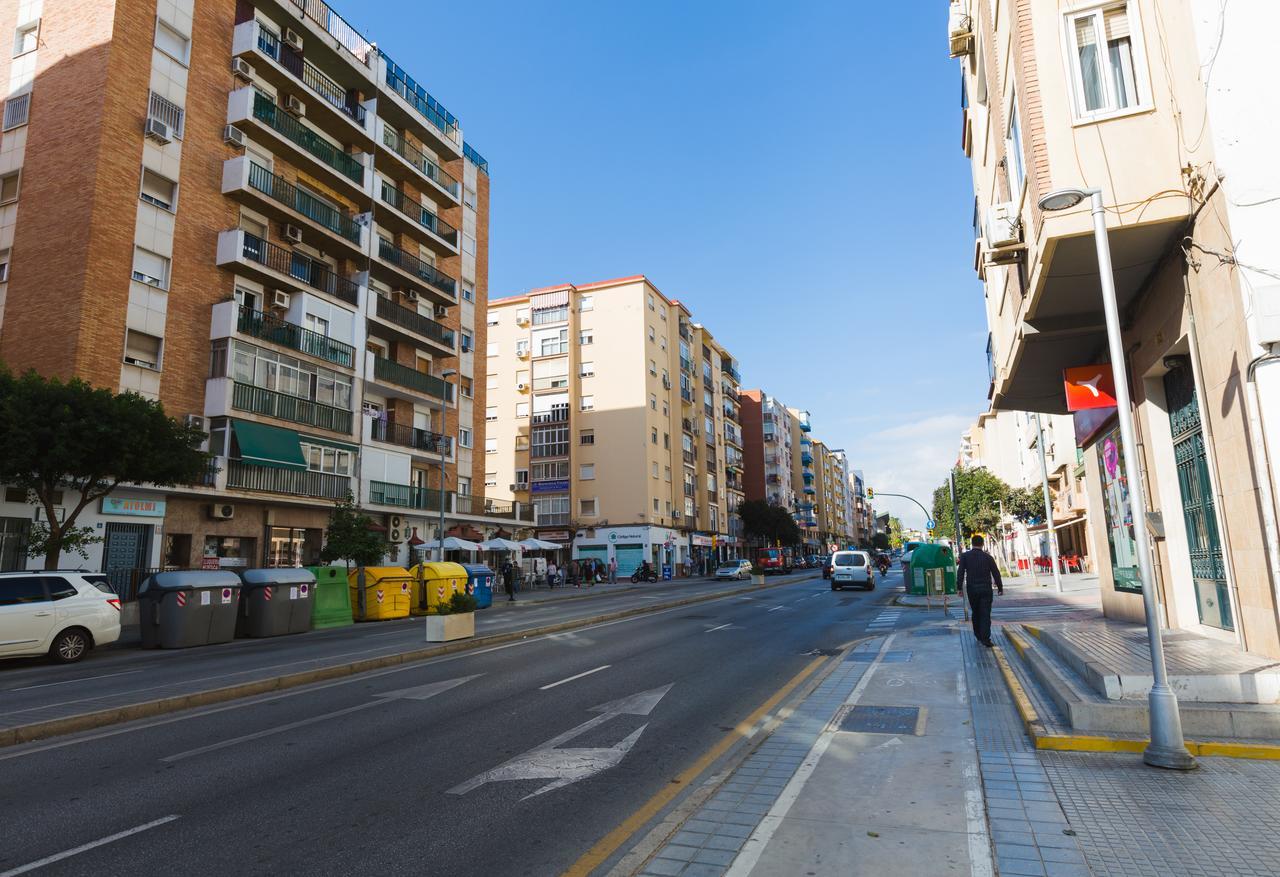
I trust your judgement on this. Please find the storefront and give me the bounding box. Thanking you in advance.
[574,526,684,577]
[163,496,329,570]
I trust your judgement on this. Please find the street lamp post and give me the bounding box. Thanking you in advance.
[1038,187,1194,770]
[1033,413,1064,593]
[437,368,457,564]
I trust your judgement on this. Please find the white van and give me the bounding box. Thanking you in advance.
[0,571,122,663]
[829,551,874,591]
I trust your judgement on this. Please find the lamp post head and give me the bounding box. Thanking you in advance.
[1037,188,1092,212]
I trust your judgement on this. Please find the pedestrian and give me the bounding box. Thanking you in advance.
[547,559,558,589]
[608,555,618,584]
[957,534,1003,647]
[501,559,515,602]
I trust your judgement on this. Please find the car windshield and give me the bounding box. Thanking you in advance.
[833,552,864,567]
[717,563,739,571]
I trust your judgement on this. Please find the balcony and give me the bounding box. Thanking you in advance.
[231,382,353,433]
[376,120,460,204]
[455,494,536,523]
[370,293,455,355]
[679,355,694,375]
[683,515,698,531]
[236,306,355,368]
[229,89,366,200]
[368,418,451,455]
[369,480,449,511]
[379,52,462,157]
[373,236,458,303]
[678,322,690,341]
[283,0,376,69]
[222,157,365,257]
[377,179,459,253]
[800,451,813,466]
[532,406,570,425]
[681,418,694,434]
[217,230,360,307]
[233,21,370,143]
[369,354,454,402]
[798,415,811,432]
[723,362,742,383]
[682,449,697,466]
[703,403,714,418]
[723,428,742,448]
[680,386,694,405]
[227,459,350,500]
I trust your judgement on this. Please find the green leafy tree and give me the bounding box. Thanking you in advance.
[0,369,208,569]
[932,467,1009,540]
[1005,486,1045,524]
[320,496,390,571]
[887,516,904,549]
[737,500,801,548]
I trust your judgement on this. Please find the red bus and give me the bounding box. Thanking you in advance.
[756,547,793,575]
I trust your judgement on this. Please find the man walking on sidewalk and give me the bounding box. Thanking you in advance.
[957,534,1002,647]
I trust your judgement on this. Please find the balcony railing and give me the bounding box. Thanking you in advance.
[279,42,366,126]
[232,382,353,433]
[680,387,693,403]
[462,142,489,174]
[237,307,355,368]
[372,355,454,401]
[456,494,535,522]
[379,181,459,245]
[285,0,374,66]
[678,323,690,341]
[684,514,698,530]
[382,53,461,145]
[374,294,455,348]
[681,418,694,434]
[369,419,451,455]
[239,233,359,306]
[381,126,459,196]
[682,449,697,465]
[532,406,570,425]
[536,512,571,527]
[252,92,363,184]
[247,162,361,242]
[376,237,458,299]
[369,480,448,511]
[227,459,350,499]
[679,355,694,374]
[723,363,742,383]
[704,403,715,418]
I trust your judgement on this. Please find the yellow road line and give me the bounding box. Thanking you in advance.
[560,655,829,877]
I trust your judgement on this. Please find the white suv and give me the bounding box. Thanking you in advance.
[0,572,122,663]
[829,551,874,591]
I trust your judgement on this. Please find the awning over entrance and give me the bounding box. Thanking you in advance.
[232,419,306,470]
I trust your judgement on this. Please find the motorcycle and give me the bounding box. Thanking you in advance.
[876,557,890,575]
[630,567,659,583]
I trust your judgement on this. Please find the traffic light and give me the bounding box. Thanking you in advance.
[866,487,874,499]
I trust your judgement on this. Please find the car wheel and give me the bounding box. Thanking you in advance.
[865,582,875,591]
[50,628,91,664]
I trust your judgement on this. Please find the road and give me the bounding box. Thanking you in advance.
[0,570,912,877]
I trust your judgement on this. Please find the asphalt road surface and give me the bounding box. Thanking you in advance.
[0,570,914,877]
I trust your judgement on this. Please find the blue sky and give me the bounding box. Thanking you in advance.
[356,1,987,528]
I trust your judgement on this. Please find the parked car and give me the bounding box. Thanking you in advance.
[0,571,122,663]
[793,556,810,570]
[715,560,754,580]
[756,548,793,575]
[829,550,874,591]
[821,555,833,579]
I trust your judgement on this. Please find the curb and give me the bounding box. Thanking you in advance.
[993,629,1280,761]
[0,575,812,750]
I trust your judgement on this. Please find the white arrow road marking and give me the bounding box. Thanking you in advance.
[766,606,788,613]
[540,665,611,690]
[448,684,673,800]
[162,675,482,762]
[0,816,180,877]
[705,623,733,633]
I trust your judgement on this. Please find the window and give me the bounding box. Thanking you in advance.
[580,395,594,411]
[485,405,497,421]
[461,331,473,351]
[461,281,475,302]
[649,359,657,376]
[532,305,567,325]
[532,357,569,390]
[579,294,594,311]
[458,427,472,448]
[650,394,657,411]
[515,339,530,357]
[531,425,569,458]
[485,472,497,488]
[303,313,329,338]
[2,93,30,130]
[461,233,477,255]
[0,248,9,283]
[536,327,569,356]
[140,168,177,211]
[515,434,529,451]
[1066,3,1145,120]
[515,401,529,418]
[532,461,569,481]
[648,325,655,341]
[580,361,594,377]
[662,402,669,417]
[580,463,595,480]
[486,340,499,357]
[460,377,473,397]
[12,20,38,57]
[154,19,190,64]
[1005,87,1025,199]
[663,433,670,449]
[580,498,597,517]
[486,374,499,391]
[654,498,660,513]
[579,329,593,346]
[301,443,353,476]
[485,437,497,454]
[463,186,477,209]
[580,429,595,445]
[123,330,162,370]
[457,476,471,496]
[652,462,659,478]
[660,336,667,351]
[651,427,658,444]
[647,293,655,310]
[515,468,529,489]
[0,171,19,204]
[147,90,185,139]
[0,576,48,605]
[665,466,672,482]
[131,247,169,288]
[486,314,499,326]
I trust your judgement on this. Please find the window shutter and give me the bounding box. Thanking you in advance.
[1104,7,1130,41]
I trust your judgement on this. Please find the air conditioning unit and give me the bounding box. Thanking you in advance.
[387,514,404,542]
[284,95,305,116]
[184,414,207,432]
[209,503,235,520]
[948,4,974,58]
[272,290,292,309]
[283,28,304,50]
[509,484,518,492]
[231,57,255,81]
[662,376,672,389]
[516,382,528,392]
[282,223,303,244]
[434,304,448,318]
[516,314,530,326]
[984,201,1021,250]
[144,118,171,143]
[403,289,419,303]
[516,347,529,359]
[223,125,246,147]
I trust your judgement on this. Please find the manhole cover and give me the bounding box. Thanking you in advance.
[912,628,953,637]
[839,705,923,735]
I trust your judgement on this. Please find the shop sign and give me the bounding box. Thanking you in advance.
[101,497,166,517]
[219,556,250,568]
[200,556,220,570]
[607,530,648,543]
[539,529,572,542]
[531,480,570,494]
[1063,365,1117,412]
[690,534,713,547]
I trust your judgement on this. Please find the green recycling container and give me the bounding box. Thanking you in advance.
[306,565,353,629]
[907,543,957,596]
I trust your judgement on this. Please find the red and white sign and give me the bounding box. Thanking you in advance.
[221,587,233,604]
[300,584,309,597]
[263,586,273,601]
[436,584,445,600]
[176,592,187,608]
[376,589,385,604]
[401,582,410,594]
[200,556,220,570]
[1064,365,1118,412]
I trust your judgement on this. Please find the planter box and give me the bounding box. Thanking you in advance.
[425,612,475,642]
[751,574,766,585]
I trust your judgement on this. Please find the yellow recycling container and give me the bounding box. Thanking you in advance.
[348,567,413,621]
[407,562,469,615]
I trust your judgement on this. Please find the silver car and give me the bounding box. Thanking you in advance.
[715,560,753,580]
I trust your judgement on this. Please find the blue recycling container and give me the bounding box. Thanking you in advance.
[462,563,495,609]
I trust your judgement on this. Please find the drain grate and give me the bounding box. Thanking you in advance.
[838,705,923,735]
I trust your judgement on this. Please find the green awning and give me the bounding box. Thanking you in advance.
[232,419,306,470]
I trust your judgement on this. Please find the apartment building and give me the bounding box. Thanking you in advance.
[0,0,528,580]
[740,389,796,515]
[789,408,818,549]
[951,0,1280,654]
[849,470,874,547]
[485,276,745,576]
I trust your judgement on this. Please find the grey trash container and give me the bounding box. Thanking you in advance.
[137,570,242,649]
[236,568,316,637]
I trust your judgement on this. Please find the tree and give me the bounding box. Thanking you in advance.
[887,516,904,549]
[320,496,390,571]
[737,500,801,548]
[0,369,208,569]
[1005,486,1044,524]
[871,532,891,551]
[932,467,1009,541]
